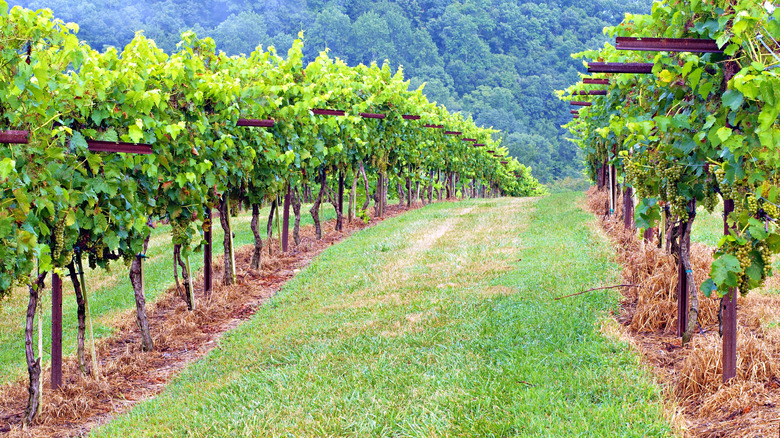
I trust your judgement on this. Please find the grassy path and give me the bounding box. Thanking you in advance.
[92,193,671,437]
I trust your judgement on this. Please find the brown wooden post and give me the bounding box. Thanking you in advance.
[721,60,739,383]
[624,186,634,230]
[338,171,345,217]
[677,227,690,337]
[407,165,413,208]
[596,166,602,189]
[610,164,617,214]
[723,199,737,382]
[204,208,213,296]
[601,163,606,190]
[51,273,63,389]
[450,172,456,198]
[204,208,213,294]
[282,187,291,252]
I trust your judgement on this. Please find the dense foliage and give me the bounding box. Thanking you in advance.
[562,0,780,298]
[9,0,653,183]
[0,1,539,302]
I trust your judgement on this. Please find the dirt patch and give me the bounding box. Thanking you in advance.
[379,311,436,338]
[585,187,780,437]
[475,285,516,298]
[0,202,422,437]
[337,204,479,306]
[411,206,473,253]
[331,293,404,310]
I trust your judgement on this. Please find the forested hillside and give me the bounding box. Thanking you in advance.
[11,0,651,183]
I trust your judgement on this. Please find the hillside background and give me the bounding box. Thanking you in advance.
[10,0,651,184]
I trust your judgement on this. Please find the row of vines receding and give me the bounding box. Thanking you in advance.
[561,0,780,382]
[0,1,544,425]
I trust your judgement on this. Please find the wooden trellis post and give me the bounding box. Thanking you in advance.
[204,208,213,296]
[51,274,62,389]
[722,199,738,381]
[282,186,291,252]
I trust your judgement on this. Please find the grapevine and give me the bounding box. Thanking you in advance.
[0,4,543,303]
[561,0,780,299]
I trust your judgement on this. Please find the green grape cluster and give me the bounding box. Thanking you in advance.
[626,159,653,200]
[730,242,755,294]
[659,163,689,220]
[172,220,189,246]
[51,214,66,262]
[62,250,73,265]
[735,244,751,272]
[725,240,773,295]
[15,274,31,287]
[759,242,773,278]
[715,167,741,201]
[662,164,684,180]
[763,200,780,219]
[702,193,719,212]
[747,194,759,215]
[86,243,107,269]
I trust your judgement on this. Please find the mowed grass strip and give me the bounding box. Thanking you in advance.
[92,193,671,437]
[0,203,337,385]
[691,202,724,247]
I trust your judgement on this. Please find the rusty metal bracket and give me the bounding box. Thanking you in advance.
[0,130,29,144]
[237,118,275,127]
[616,37,722,53]
[87,141,153,154]
[587,62,654,74]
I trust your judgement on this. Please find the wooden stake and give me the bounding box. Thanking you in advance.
[204,208,213,297]
[37,282,43,413]
[51,274,62,390]
[722,61,739,383]
[186,255,195,311]
[227,207,236,282]
[677,223,690,338]
[723,199,737,382]
[624,185,634,230]
[282,187,291,252]
[608,163,614,214]
[77,256,99,378]
[338,171,345,217]
[275,195,282,251]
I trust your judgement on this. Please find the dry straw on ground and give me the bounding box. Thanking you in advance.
[586,187,780,437]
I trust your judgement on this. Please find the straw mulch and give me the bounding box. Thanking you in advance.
[585,187,780,437]
[0,203,418,437]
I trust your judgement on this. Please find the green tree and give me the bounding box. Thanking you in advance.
[350,11,396,65]
[209,11,269,55]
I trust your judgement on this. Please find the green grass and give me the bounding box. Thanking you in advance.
[91,193,672,437]
[691,203,724,247]
[0,202,338,386]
